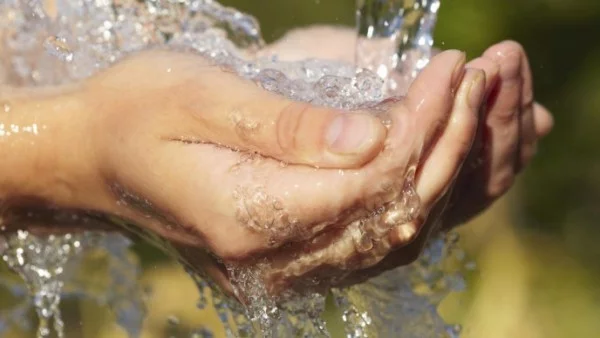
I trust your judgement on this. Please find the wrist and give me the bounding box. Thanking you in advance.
[0,85,99,210]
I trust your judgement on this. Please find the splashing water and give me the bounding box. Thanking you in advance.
[0,0,472,337]
[0,230,145,338]
[0,231,81,338]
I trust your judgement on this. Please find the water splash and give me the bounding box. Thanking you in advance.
[0,230,146,338]
[0,231,82,338]
[0,0,471,337]
[332,233,469,338]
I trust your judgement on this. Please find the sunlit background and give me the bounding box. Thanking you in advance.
[2,0,600,337]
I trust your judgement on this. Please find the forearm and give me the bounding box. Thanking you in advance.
[0,85,96,209]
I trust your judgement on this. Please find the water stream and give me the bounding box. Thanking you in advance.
[0,0,471,337]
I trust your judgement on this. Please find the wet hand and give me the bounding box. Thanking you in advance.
[79,50,472,296]
[0,49,388,292]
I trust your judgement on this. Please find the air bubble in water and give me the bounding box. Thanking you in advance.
[313,75,351,106]
[1,102,10,113]
[167,314,180,326]
[353,69,384,102]
[255,68,289,94]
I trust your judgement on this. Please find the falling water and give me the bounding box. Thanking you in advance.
[0,231,82,338]
[356,0,440,95]
[0,0,471,337]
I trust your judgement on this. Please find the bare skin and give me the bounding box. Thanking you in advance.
[0,26,553,297]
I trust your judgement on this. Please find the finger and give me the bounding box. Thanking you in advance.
[534,102,554,137]
[415,69,485,206]
[517,44,538,169]
[191,75,387,169]
[482,41,523,196]
[403,50,466,154]
[357,50,468,248]
[466,57,500,93]
[368,50,468,179]
[143,51,387,169]
[464,57,500,162]
[388,69,486,247]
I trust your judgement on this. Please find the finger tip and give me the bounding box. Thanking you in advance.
[349,115,389,167]
[534,103,554,137]
[429,49,466,74]
[484,40,524,61]
[466,57,500,102]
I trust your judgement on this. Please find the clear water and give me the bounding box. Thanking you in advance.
[0,0,471,337]
[356,0,440,95]
[0,231,145,338]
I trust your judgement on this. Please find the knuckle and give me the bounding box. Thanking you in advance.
[276,101,311,155]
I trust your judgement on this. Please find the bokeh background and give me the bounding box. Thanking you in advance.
[2,0,600,337]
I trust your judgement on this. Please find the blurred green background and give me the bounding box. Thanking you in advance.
[3,0,600,337]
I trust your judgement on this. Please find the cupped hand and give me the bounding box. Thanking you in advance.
[75,49,476,296]
[0,26,548,298]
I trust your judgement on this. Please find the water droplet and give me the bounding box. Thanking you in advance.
[166,315,180,326]
[43,36,74,63]
[1,102,10,113]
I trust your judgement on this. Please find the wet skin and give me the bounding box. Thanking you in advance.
[0,26,553,297]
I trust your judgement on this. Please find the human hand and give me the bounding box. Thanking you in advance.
[79,50,481,296]
[0,46,480,297]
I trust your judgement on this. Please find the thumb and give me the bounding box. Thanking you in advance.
[163,53,387,169]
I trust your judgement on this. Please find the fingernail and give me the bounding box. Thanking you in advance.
[326,113,379,155]
[451,52,467,88]
[468,71,486,109]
